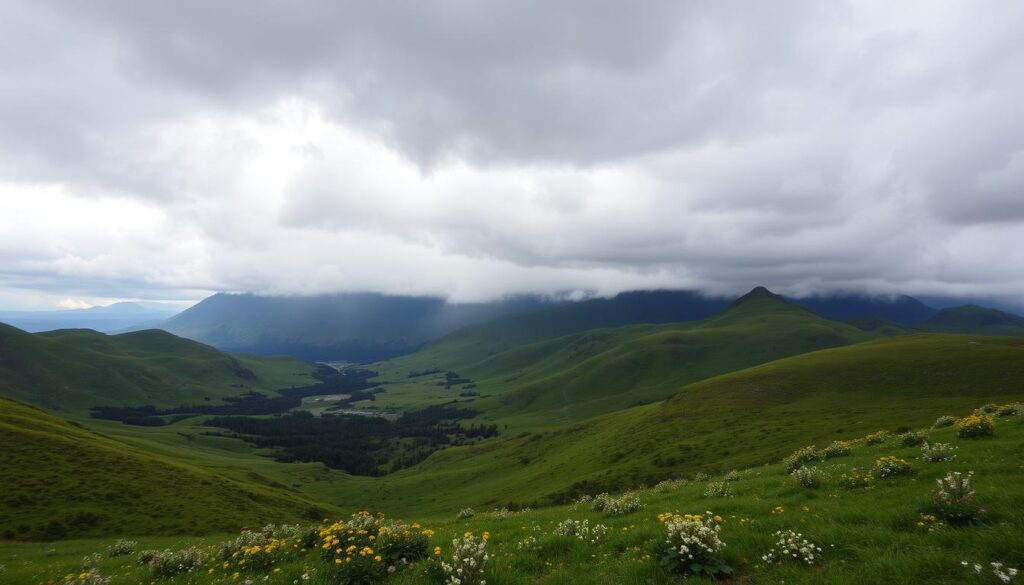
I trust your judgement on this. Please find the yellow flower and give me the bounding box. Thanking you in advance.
[434,546,442,556]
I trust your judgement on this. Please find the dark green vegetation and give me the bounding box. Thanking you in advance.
[0,397,330,541]
[0,323,312,415]
[4,404,1022,585]
[926,304,1024,335]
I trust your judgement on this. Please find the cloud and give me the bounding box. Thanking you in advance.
[0,0,1023,308]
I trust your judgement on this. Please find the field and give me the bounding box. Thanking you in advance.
[2,403,1021,584]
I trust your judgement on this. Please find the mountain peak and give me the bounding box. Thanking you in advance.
[733,286,784,305]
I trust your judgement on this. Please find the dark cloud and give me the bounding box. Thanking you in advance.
[0,0,1023,308]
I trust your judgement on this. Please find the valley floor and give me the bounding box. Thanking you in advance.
[3,406,1022,585]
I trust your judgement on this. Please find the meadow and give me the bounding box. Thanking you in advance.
[2,404,1021,585]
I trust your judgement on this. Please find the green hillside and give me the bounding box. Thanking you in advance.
[0,322,313,414]
[326,334,1024,515]
[0,397,331,541]
[926,304,1024,335]
[362,288,873,427]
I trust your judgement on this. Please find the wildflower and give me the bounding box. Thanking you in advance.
[762,529,823,565]
[956,413,995,438]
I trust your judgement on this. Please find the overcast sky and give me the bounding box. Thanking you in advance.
[1,1,1022,309]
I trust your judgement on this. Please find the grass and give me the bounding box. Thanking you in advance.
[0,397,334,541]
[0,323,315,415]
[3,404,1021,584]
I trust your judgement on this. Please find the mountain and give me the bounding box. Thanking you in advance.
[0,322,312,414]
[786,293,936,324]
[159,292,559,361]
[0,396,328,540]
[373,286,873,427]
[340,333,1024,514]
[0,302,181,333]
[925,304,1024,335]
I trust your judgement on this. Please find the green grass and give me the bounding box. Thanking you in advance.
[3,405,1022,584]
[0,397,334,541]
[309,334,1024,516]
[0,322,314,415]
[361,290,873,429]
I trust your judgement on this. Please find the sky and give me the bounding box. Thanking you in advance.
[1,1,1023,309]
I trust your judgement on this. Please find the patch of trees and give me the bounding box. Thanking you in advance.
[203,405,498,476]
[90,365,379,425]
[407,368,443,378]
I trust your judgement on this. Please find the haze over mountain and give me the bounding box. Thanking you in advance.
[0,302,180,333]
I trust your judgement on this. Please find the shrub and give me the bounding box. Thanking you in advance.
[456,508,475,520]
[783,446,822,472]
[723,470,741,482]
[147,547,206,577]
[921,442,957,463]
[693,472,710,482]
[997,403,1023,417]
[318,511,433,580]
[931,471,984,525]
[553,519,608,544]
[652,478,688,493]
[790,465,823,488]
[934,415,957,428]
[491,507,513,520]
[135,550,157,566]
[979,403,999,414]
[865,431,890,445]
[839,468,874,489]
[915,514,944,534]
[591,492,642,515]
[956,413,995,439]
[761,529,823,565]
[822,440,853,458]
[900,430,928,447]
[660,512,731,577]
[704,481,733,498]
[441,533,489,585]
[105,539,137,558]
[872,456,912,479]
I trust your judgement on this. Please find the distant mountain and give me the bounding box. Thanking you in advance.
[0,301,180,333]
[786,293,936,324]
[0,322,311,414]
[159,292,560,361]
[926,304,1024,335]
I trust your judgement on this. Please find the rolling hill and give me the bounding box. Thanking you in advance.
[926,304,1024,335]
[0,396,330,540]
[0,322,313,414]
[0,302,180,334]
[326,333,1024,515]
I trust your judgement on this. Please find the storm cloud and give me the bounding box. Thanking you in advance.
[0,0,1022,308]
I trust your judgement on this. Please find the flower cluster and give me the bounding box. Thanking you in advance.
[441,532,489,585]
[552,519,608,544]
[956,413,995,439]
[660,512,730,576]
[915,513,944,534]
[146,546,206,577]
[62,568,111,585]
[872,456,912,479]
[921,441,957,463]
[515,536,539,551]
[839,468,874,489]
[105,539,136,558]
[652,478,688,493]
[932,471,983,525]
[865,430,890,445]
[790,465,823,488]
[456,508,475,520]
[318,512,433,582]
[591,492,642,515]
[783,445,822,472]
[704,480,734,498]
[934,415,957,428]
[900,430,929,447]
[963,561,1020,583]
[822,440,853,458]
[761,529,822,565]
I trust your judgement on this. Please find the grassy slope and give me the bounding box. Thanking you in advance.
[364,290,874,428]
[323,334,1024,516]
[0,397,334,541]
[0,322,313,414]
[925,304,1024,336]
[4,406,1022,585]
